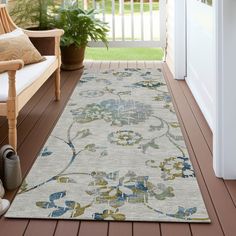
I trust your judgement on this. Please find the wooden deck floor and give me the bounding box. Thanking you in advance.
[0,61,236,236]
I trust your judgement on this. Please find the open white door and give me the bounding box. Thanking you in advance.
[185,0,215,130]
[167,0,236,179]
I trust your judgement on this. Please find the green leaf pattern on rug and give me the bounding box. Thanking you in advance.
[85,144,97,152]
[93,209,126,221]
[146,156,195,181]
[153,93,175,113]
[55,176,76,184]
[86,171,174,208]
[133,80,166,89]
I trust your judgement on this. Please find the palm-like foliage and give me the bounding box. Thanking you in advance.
[51,5,109,48]
[10,0,58,29]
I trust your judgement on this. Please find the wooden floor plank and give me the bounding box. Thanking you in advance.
[159,64,192,236]
[161,224,192,236]
[14,73,70,174]
[163,63,236,236]
[162,64,224,236]
[136,61,145,68]
[133,222,161,236]
[181,129,224,236]
[110,61,120,69]
[84,60,93,69]
[179,76,236,209]
[83,61,90,68]
[153,61,162,69]
[20,72,81,235]
[54,221,80,236]
[0,61,235,236]
[16,83,64,150]
[179,81,213,152]
[127,61,137,68]
[78,221,108,236]
[224,180,236,207]
[144,61,154,68]
[119,61,128,68]
[109,222,132,236]
[0,219,28,236]
[0,74,70,236]
[0,71,80,236]
[101,60,111,70]
[24,220,57,236]
[90,61,102,72]
[0,76,54,146]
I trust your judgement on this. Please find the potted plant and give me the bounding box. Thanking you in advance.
[52,5,109,70]
[10,0,57,30]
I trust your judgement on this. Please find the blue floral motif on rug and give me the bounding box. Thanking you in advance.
[6,67,210,222]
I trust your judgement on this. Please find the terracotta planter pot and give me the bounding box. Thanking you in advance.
[61,45,85,71]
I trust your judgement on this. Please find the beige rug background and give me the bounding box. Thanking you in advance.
[6,68,210,222]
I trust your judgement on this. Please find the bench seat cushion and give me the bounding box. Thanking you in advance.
[0,56,57,102]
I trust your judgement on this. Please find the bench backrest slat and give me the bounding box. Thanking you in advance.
[0,5,17,35]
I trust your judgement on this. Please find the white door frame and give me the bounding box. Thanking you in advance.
[173,0,236,179]
[174,0,187,80]
[168,0,187,80]
[213,0,236,179]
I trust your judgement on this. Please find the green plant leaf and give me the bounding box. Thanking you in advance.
[50,5,109,48]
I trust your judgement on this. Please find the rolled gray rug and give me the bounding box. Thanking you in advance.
[0,179,5,198]
[4,154,22,191]
[0,155,3,180]
[0,145,15,180]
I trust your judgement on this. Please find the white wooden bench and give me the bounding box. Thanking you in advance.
[0,5,64,150]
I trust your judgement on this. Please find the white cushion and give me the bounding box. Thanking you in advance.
[0,56,57,102]
[0,29,24,39]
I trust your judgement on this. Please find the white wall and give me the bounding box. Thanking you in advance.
[186,0,215,130]
[166,0,175,75]
[166,0,186,80]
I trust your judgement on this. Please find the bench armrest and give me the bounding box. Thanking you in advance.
[0,60,24,72]
[23,29,64,38]
[23,29,64,57]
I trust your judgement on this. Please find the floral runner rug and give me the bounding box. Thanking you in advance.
[6,67,210,222]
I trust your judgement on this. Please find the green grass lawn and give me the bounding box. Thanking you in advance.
[85,47,164,60]
[80,1,159,14]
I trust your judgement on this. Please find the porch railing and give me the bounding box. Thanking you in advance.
[64,0,166,48]
[2,0,166,48]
